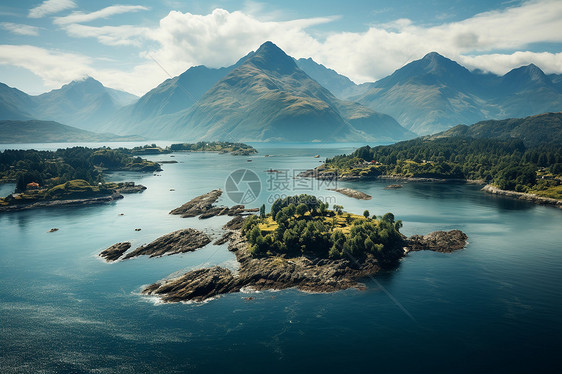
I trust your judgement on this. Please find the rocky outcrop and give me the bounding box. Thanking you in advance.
[122,228,211,259]
[223,215,247,230]
[99,242,131,262]
[116,183,146,194]
[143,229,468,303]
[0,192,123,213]
[482,184,562,209]
[170,189,258,219]
[170,189,223,217]
[407,230,468,253]
[328,188,372,200]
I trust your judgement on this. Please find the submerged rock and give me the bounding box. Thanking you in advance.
[99,242,131,262]
[123,228,211,259]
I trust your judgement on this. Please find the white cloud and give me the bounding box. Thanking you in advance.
[1,23,40,36]
[0,45,91,87]
[54,5,149,25]
[8,0,562,96]
[63,24,150,46]
[28,0,76,18]
[0,45,166,95]
[459,52,562,75]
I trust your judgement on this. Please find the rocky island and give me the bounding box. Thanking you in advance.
[98,192,469,302]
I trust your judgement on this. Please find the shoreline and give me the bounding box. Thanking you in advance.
[482,185,562,209]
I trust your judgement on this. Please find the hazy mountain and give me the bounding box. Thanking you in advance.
[431,112,562,147]
[0,83,36,120]
[353,52,493,135]
[105,87,139,106]
[354,53,562,135]
[33,77,123,131]
[0,119,144,143]
[295,58,359,98]
[0,77,139,135]
[145,41,412,142]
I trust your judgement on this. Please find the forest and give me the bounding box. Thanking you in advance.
[242,194,404,264]
[325,137,562,197]
[0,147,161,194]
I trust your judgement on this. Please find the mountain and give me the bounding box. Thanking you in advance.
[431,112,562,147]
[0,120,144,143]
[140,41,413,142]
[354,52,562,135]
[0,83,36,120]
[295,58,360,98]
[33,77,124,131]
[0,77,139,135]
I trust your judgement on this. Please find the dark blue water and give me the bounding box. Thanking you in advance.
[1,143,561,373]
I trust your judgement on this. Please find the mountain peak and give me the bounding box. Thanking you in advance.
[246,41,297,75]
[504,63,547,84]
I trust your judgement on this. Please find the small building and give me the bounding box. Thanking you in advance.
[26,182,40,190]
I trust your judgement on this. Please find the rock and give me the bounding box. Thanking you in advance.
[99,242,131,262]
[213,231,236,245]
[170,190,258,219]
[48,228,59,233]
[116,182,147,194]
[385,184,403,189]
[407,230,468,253]
[223,215,247,230]
[143,232,380,302]
[142,227,469,303]
[328,188,372,200]
[143,266,240,302]
[169,189,223,217]
[135,228,141,231]
[123,228,211,259]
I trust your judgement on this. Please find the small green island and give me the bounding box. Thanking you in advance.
[126,141,257,156]
[0,147,159,210]
[99,192,468,302]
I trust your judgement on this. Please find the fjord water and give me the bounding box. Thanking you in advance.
[1,143,561,373]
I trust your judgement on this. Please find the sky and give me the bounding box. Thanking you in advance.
[0,0,561,96]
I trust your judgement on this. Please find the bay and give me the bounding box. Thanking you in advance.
[1,142,561,373]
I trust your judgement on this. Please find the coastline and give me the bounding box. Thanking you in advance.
[482,185,562,209]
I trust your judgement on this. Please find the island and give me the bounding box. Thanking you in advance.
[168,141,257,156]
[100,192,468,302]
[0,147,159,211]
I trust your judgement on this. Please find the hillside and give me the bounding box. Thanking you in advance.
[0,120,143,143]
[432,112,562,147]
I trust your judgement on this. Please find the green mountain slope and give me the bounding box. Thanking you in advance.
[432,112,562,147]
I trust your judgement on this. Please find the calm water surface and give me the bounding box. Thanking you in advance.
[1,142,561,373]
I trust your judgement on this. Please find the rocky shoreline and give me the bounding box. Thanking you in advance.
[482,184,562,209]
[143,229,468,302]
[0,192,123,212]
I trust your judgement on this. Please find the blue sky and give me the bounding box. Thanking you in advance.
[0,0,561,95]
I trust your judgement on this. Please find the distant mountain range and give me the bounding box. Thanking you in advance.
[0,78,138,132]
[104,42,412,142]
[0,120,143,143]
[0,41,561,142]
